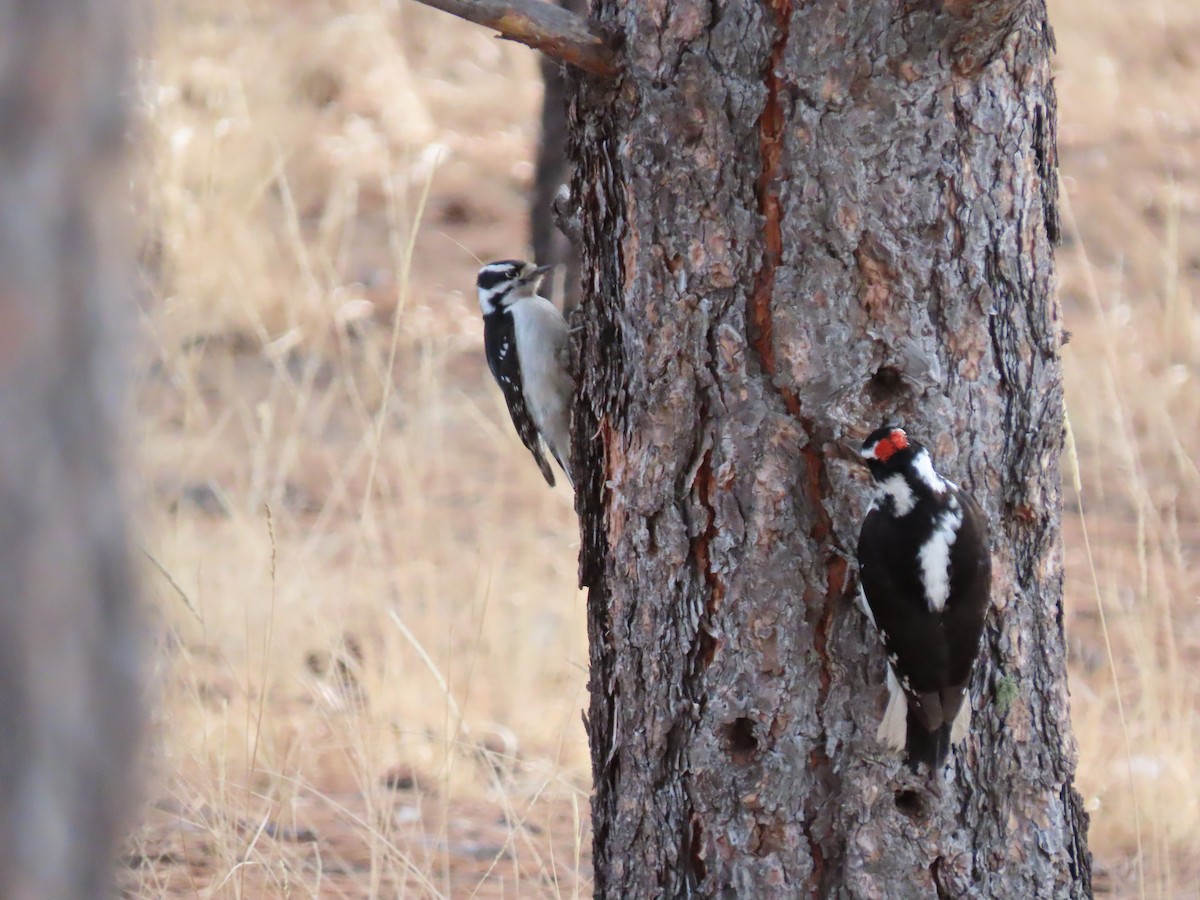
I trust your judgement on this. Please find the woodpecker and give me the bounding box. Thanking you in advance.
[476,260,574,487]
[856,424,992,772]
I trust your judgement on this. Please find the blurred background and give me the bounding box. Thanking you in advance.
[125,0,1198,896]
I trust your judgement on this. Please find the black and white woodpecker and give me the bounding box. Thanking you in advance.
[476,260,574,487]
[856,425,992,772]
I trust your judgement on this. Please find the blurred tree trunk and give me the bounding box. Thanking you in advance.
[0,2,139,898]
[571,0,1092,896]
[533,0,584,313]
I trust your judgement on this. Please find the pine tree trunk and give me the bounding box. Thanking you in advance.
[533,0,583,313]
[0,2,139,897]
[570,0,1092,896]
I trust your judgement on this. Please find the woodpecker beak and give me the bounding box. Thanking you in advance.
[838,423,873,466]
[524,264,553,281]
[816,438,868,467]
[841,442,870,466]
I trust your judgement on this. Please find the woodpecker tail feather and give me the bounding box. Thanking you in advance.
[550,447,573,489]
[533,449,556,487]
[904,711,953,774]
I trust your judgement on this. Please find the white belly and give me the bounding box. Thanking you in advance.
[510,298,573,464]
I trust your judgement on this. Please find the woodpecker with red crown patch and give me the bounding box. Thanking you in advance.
[856,424,992,773]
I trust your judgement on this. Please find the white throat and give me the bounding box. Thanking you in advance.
[877,474,916,516]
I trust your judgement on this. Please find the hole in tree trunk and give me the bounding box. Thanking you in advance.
[894,789,925,818]
[688,815,707,883]
[723,717,759,763]
[868,365,905,403]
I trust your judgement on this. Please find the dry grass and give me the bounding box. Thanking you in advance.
[122,0,1199,896]
[1053,0,1200,893]
[127,2,585,896]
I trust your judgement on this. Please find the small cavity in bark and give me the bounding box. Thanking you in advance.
[868,365,906,403]
[723,717,759,763]
[894,789,925,818]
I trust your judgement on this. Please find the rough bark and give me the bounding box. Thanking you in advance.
[571,0,1090,896]
[0,2,140,897]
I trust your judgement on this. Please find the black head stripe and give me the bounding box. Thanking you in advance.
[476,260,525,291]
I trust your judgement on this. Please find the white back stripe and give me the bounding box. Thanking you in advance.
[912,449,947,493]
[919,498,963,612]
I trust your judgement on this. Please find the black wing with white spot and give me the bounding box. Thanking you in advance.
[484,312,555,486]
[857,487,991,770]
[857,507,951,724]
